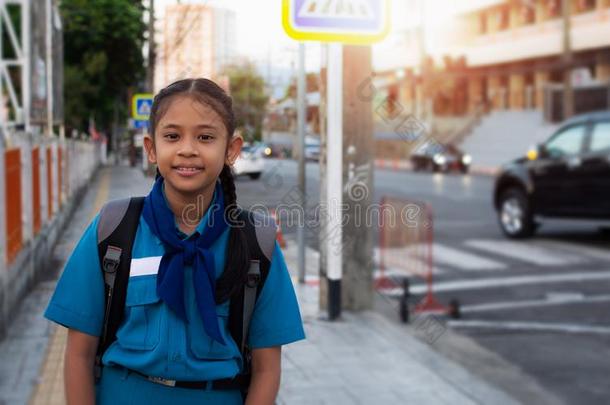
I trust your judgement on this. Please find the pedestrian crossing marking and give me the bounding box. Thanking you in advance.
[137,100,152,116]
[282,0,390,45]
[464,239,588,267]
[376,239,610,276]
[299,0,374,20]
[536,239,610,262]
[433,243,506,271]
[375,247,446,276]
[131,93,154,120]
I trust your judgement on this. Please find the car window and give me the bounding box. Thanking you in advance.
[545,125,586,157]
[590,121,610,152]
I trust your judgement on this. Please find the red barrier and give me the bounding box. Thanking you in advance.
[57,147,62,208]
[32,147,41,235]
[46,146,52,217]
[378,196,448,315]
[5,148,22,265]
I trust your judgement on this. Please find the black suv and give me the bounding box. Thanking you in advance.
[494,111,610,238]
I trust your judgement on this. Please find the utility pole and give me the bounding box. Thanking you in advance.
[45,0,53,137]
[297,42,306,284]
[322,44,374,319]
[562,0,573,120]
[325,42,343,319]
[147,0,156,93]
[341,45,374,312]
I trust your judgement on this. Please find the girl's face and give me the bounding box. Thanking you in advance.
[144,95,242,198]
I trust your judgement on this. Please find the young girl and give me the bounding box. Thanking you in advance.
[44,78,306,404]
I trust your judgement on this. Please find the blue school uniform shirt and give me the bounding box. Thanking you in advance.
[44,189,306,381]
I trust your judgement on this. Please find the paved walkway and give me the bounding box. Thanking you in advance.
[0,165,518,404]
[279,245,518,405]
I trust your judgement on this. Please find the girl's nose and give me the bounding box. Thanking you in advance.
[177,137,199,156]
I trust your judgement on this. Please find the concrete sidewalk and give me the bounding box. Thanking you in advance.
[0,164,517,404]
[278,245,519,405]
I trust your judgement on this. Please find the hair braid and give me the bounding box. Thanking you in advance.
[215,164,250,303]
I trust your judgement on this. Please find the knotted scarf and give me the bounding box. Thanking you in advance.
[142,177,228,345]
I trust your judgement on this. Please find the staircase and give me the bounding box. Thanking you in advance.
[457,110,558,168]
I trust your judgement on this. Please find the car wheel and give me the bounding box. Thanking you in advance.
[498,188,535,238]
[249,172,262,180]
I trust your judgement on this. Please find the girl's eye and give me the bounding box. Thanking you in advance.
[164,133,179,141]
[198,134,215,141]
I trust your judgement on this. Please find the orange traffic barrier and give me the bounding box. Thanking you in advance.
[5,148,22,265]
[46,146,53,217]
[32,147,41,235]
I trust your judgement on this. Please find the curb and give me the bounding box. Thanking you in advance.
[374,159,499,177]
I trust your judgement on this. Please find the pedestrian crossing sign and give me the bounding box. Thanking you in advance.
[132,93,154,120]
[282,0,390,44]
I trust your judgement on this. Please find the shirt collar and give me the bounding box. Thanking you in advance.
[159,182,219,241]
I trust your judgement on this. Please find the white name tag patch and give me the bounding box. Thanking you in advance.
[130,256,162,277]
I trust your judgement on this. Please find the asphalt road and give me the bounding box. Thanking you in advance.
[237,158,610,405]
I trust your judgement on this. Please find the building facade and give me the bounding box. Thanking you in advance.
[154,4,236,92]
[380,0,610,121]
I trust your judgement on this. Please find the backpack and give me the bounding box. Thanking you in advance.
[93,197,276,394]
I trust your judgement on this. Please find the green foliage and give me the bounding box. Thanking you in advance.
[60,0,146,133]
[1,5,21,60]
[282,72,319,101]
[222,63,269,142]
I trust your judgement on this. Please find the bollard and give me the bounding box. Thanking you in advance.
[399,278,410,323]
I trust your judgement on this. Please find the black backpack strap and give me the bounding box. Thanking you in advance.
[224,209,276,391]
[94,196,145,380]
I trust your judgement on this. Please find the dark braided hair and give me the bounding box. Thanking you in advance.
[149,78,250,304]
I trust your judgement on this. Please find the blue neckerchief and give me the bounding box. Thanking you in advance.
[142,177,228,345]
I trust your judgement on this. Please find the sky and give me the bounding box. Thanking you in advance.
[155,0,319,68]
[153,0,461,94]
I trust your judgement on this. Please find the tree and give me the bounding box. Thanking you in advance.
[282,72,319,101]
[60,0,146,136]
[222,63,269,142]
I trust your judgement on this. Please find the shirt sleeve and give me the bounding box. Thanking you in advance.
[44,214,105,337]
[248,241,306,349]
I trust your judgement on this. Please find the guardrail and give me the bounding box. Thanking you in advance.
[0,132,103,338]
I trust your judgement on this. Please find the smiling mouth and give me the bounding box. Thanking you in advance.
[173,166,203,175]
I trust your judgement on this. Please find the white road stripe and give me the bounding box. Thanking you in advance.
[433,243,506,271]
[447,320,610,335]
[388,270,610,295]
[460,294,610,313]
[465,239,587,266]
[375,247,447,276]
[536,239,610,262]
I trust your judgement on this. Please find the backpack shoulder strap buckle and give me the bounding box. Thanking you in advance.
[102,246,122,274]
[245,260,261,288]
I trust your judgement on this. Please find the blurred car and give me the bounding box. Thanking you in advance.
[493,111,610,238]
[304,143,320,161]
[259,143,273,158]
[410,142,471,173]
[233,144,264,180]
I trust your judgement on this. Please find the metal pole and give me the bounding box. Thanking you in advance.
[45,0,53,136]
[147,0,155,92]
[417,0,425,120]
[0,0,4,129]
[297,42,306,284]
[562,0,573,120]
[22,0,31,133]
[326,43,342,320]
